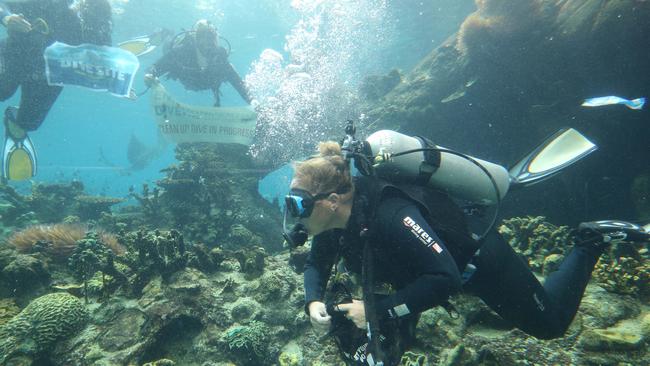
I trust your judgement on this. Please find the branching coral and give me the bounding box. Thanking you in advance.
[593,245,650,299]
[69,232,127,302]
[0,292,88,364]
[8,224,123,261]
[400,351,427,366]
[498,216,571,272]
[118,229,188,294]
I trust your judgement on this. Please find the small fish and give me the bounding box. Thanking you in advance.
[581,96,645,110]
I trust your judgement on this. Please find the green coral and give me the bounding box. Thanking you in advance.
[498,216,571,272]
[223,320,270,365]
[0,292,88,363]
[0,298,20,327]
[118,229,187,295]
[278,351,301,366]
[400,351,427,366]
[68,231,125,303]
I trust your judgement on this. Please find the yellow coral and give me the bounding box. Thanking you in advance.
[593,251,650,298]
[279,351,300,366]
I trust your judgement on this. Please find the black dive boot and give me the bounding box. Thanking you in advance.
[575,220,649,254]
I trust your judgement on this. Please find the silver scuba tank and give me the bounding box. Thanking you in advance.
[365,130,510,205]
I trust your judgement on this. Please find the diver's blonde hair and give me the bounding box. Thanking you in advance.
[293,141,353,195]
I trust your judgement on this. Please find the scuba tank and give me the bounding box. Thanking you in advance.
[364,130,510,205]
[341,120,598,239]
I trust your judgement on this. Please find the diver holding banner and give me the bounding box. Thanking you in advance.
[0,0,113,181]
[144,20,257,147]
[44,42,139,97]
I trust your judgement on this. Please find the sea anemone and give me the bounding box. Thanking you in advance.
[7,224,124,261]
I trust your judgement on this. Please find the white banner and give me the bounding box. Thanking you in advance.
[151,84,257,145]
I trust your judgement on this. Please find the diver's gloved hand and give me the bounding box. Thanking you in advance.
[336,300,367,330]
[575,220,649,254]
[308,301,331,334]
[144,73,159,87]
[3,14,31,33]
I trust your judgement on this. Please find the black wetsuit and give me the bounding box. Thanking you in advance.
[149,35,251,107]
[304,177,601,364]
[0,0,111,131]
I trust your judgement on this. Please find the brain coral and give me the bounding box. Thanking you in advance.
[0,292,88,363]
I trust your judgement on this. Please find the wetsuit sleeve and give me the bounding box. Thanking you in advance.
[374,197,462,320]
[303,231,339,314]
[148,51,175,77]
[218,48,251,104]
[225,63,251,104]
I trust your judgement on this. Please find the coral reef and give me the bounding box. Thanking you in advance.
[75,195,125,221]
[126,143,283,252]
[222,320,272,365]
[117,229,190,294]
[400,351,428,366]
[0,292,88,364]
[69,232,127,302]
[593,243,650,299]
[8,224,123,262]
[28,181,86,223]
[1,254,49,295]
[0,183,34,229]
[0,298,19,327]
[498,216,571,272]
[234,245,266,278]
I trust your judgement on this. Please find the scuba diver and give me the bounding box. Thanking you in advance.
[284,125,650,365]
[118,27,173,57]
[144,19,252,107]
[0,0,112,180]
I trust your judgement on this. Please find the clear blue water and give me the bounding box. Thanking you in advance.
[3,0,475,204]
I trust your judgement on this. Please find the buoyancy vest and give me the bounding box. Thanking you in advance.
[353,175,481,273]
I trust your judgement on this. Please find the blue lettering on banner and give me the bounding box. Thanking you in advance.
[44,42,139,97]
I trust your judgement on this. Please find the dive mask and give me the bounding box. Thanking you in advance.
[282,188,334,248]
[284,188,334,218]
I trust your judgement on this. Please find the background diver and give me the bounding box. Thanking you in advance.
[0,0,112,181]
[144,19,252,107]
[286,135,649,365]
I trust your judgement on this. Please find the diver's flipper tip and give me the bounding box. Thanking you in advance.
[3,122,37,181]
